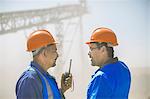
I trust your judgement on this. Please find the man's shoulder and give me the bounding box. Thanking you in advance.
[26,69,38,77]
[15,68,43,98]
[18,69,40,83]
[115,61,130,71]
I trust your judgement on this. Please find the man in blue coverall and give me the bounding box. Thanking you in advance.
[16,30,72,99]
[86,27,131,99]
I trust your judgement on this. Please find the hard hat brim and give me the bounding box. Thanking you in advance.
[85,41,118,46]
[26,42,58,52]
[85,41,92,44]
[85,40,100,44]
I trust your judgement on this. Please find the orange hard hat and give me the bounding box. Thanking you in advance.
[27,30,57,52]
[86,27,118,46]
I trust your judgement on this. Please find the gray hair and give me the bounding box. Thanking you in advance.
[32,47,45,57]
[32,44,51,57]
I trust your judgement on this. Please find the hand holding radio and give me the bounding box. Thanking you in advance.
[61,59,73,93]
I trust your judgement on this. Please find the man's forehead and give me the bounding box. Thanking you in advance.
[49,44,57,50]
[88,43,97,48]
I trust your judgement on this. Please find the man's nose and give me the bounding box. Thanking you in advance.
[88,51,91,58]
[57,52,59,58]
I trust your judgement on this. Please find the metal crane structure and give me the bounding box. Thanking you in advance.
[0,0,86,34]
[0,0,87,77]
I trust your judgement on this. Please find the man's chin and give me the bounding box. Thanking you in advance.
[91,62,99,66]
[91,63,96,66]
[52,63,56,67]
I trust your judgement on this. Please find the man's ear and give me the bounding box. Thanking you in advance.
[101,46,107,52]
[42,49,47,57]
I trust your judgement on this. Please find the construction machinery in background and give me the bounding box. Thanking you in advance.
[0,0,87,80]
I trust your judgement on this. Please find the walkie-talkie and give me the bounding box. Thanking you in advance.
[61,59,73,92]
[64,59,72,78]
[68,59,72,74]
[63,59,72,84]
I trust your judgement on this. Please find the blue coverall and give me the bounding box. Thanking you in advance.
[87,61,131,99]
[16,61,62,99]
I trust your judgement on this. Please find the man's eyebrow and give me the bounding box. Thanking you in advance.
[52,47,57,51]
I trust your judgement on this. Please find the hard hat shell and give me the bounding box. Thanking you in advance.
[27,30,57,52]
[86,27,118,46]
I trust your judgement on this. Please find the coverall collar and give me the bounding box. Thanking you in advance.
[92,57,118,78]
